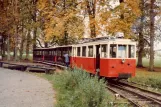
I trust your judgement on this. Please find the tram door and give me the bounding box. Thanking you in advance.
[95,45,100,73]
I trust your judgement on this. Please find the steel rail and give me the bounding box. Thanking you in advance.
[118,81,161,102]
[107,82,161,107]
[107,86,142,107]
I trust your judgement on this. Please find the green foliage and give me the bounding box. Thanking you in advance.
[44,69,112,107]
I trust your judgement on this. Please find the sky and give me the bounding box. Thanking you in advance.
[154,42,161,50]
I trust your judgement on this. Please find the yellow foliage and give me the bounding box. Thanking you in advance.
[37,0,84,42]
[100,0,141,38]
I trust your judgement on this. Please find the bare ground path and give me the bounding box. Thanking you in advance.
[0,68,54,107]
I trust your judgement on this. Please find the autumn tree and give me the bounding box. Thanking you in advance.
[0,0,18,61]
[17,0,40,60]
[148,0,155,71]
[135,0,146,67]
[84,0,97,38]
[37,0,84,46]
[100,0,141,37]
[133,0,160,69]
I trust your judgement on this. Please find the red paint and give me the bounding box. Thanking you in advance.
[100,59,135,78]
[71,57,135,78]
[35,54,136,79]
[42,55,44,61]
[71,57,96,74]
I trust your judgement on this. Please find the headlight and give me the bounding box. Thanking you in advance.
[122,59,125,63]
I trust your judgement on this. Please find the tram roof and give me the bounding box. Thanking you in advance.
[76,38,136,46]
[34,45,73,50]
[34,38,136,50]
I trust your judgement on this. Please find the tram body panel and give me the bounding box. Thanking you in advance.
[73,57,96,74]
[99,59,135,78]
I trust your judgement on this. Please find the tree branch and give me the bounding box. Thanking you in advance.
[144,38,150,46]
[36,39,44,48]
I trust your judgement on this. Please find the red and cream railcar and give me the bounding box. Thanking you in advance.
[33,46,72,66]
[33,38,136,79]
[71,38,136,79]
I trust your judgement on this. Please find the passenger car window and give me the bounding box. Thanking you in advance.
[88,46,93,57]
[101,45,107,58]
[77,47,81,56]
[110,44,117,58]
[128,45,135,58]
[82,46,86,57]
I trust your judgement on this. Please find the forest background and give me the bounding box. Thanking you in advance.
[0,0,161,71]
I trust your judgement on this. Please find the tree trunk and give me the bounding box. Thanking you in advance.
[148,0,155,71]
[89,16,96,38]
[137,33,144,67]
[33,28,37,49]
[137,0,144,68]
[14,26,18,61]
[2,37,6,59]
[7,34,10,61]
[86,0,96,38]
[44,42,48,48]
[32,0,37,50]
[26,30,30,60]
[64,31,68,45]
[19,32,25,60]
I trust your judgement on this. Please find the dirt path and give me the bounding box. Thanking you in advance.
[0,68,54,107]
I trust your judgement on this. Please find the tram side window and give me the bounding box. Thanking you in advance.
[41,51,44,55]
[54,51,56,55]
[101,45,107,58]
[62,51,66,56]
[68,50,72,56]
[77,47,81,56]
[58,51,61,56]
[118,45,127,58]
[45,51,48,55]
[52,51,54,55]
[50,51,52,55]
[88,46,93,57]
[128,45,135,58]
[38,51,40,55]
[110,44,116,58]
[35,51,37,55]
[82,46,86,57]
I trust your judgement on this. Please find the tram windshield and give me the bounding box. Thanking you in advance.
[118,45,127,58]
[101,45,107,58]
[109,44,135,58]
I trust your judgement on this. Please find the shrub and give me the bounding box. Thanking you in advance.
[48,68,112,107]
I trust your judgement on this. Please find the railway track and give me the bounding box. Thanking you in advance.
[107,80,161,107]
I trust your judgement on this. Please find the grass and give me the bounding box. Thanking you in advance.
[128,68,161,92]
[37,69,130,107]
[132,56,161,91]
